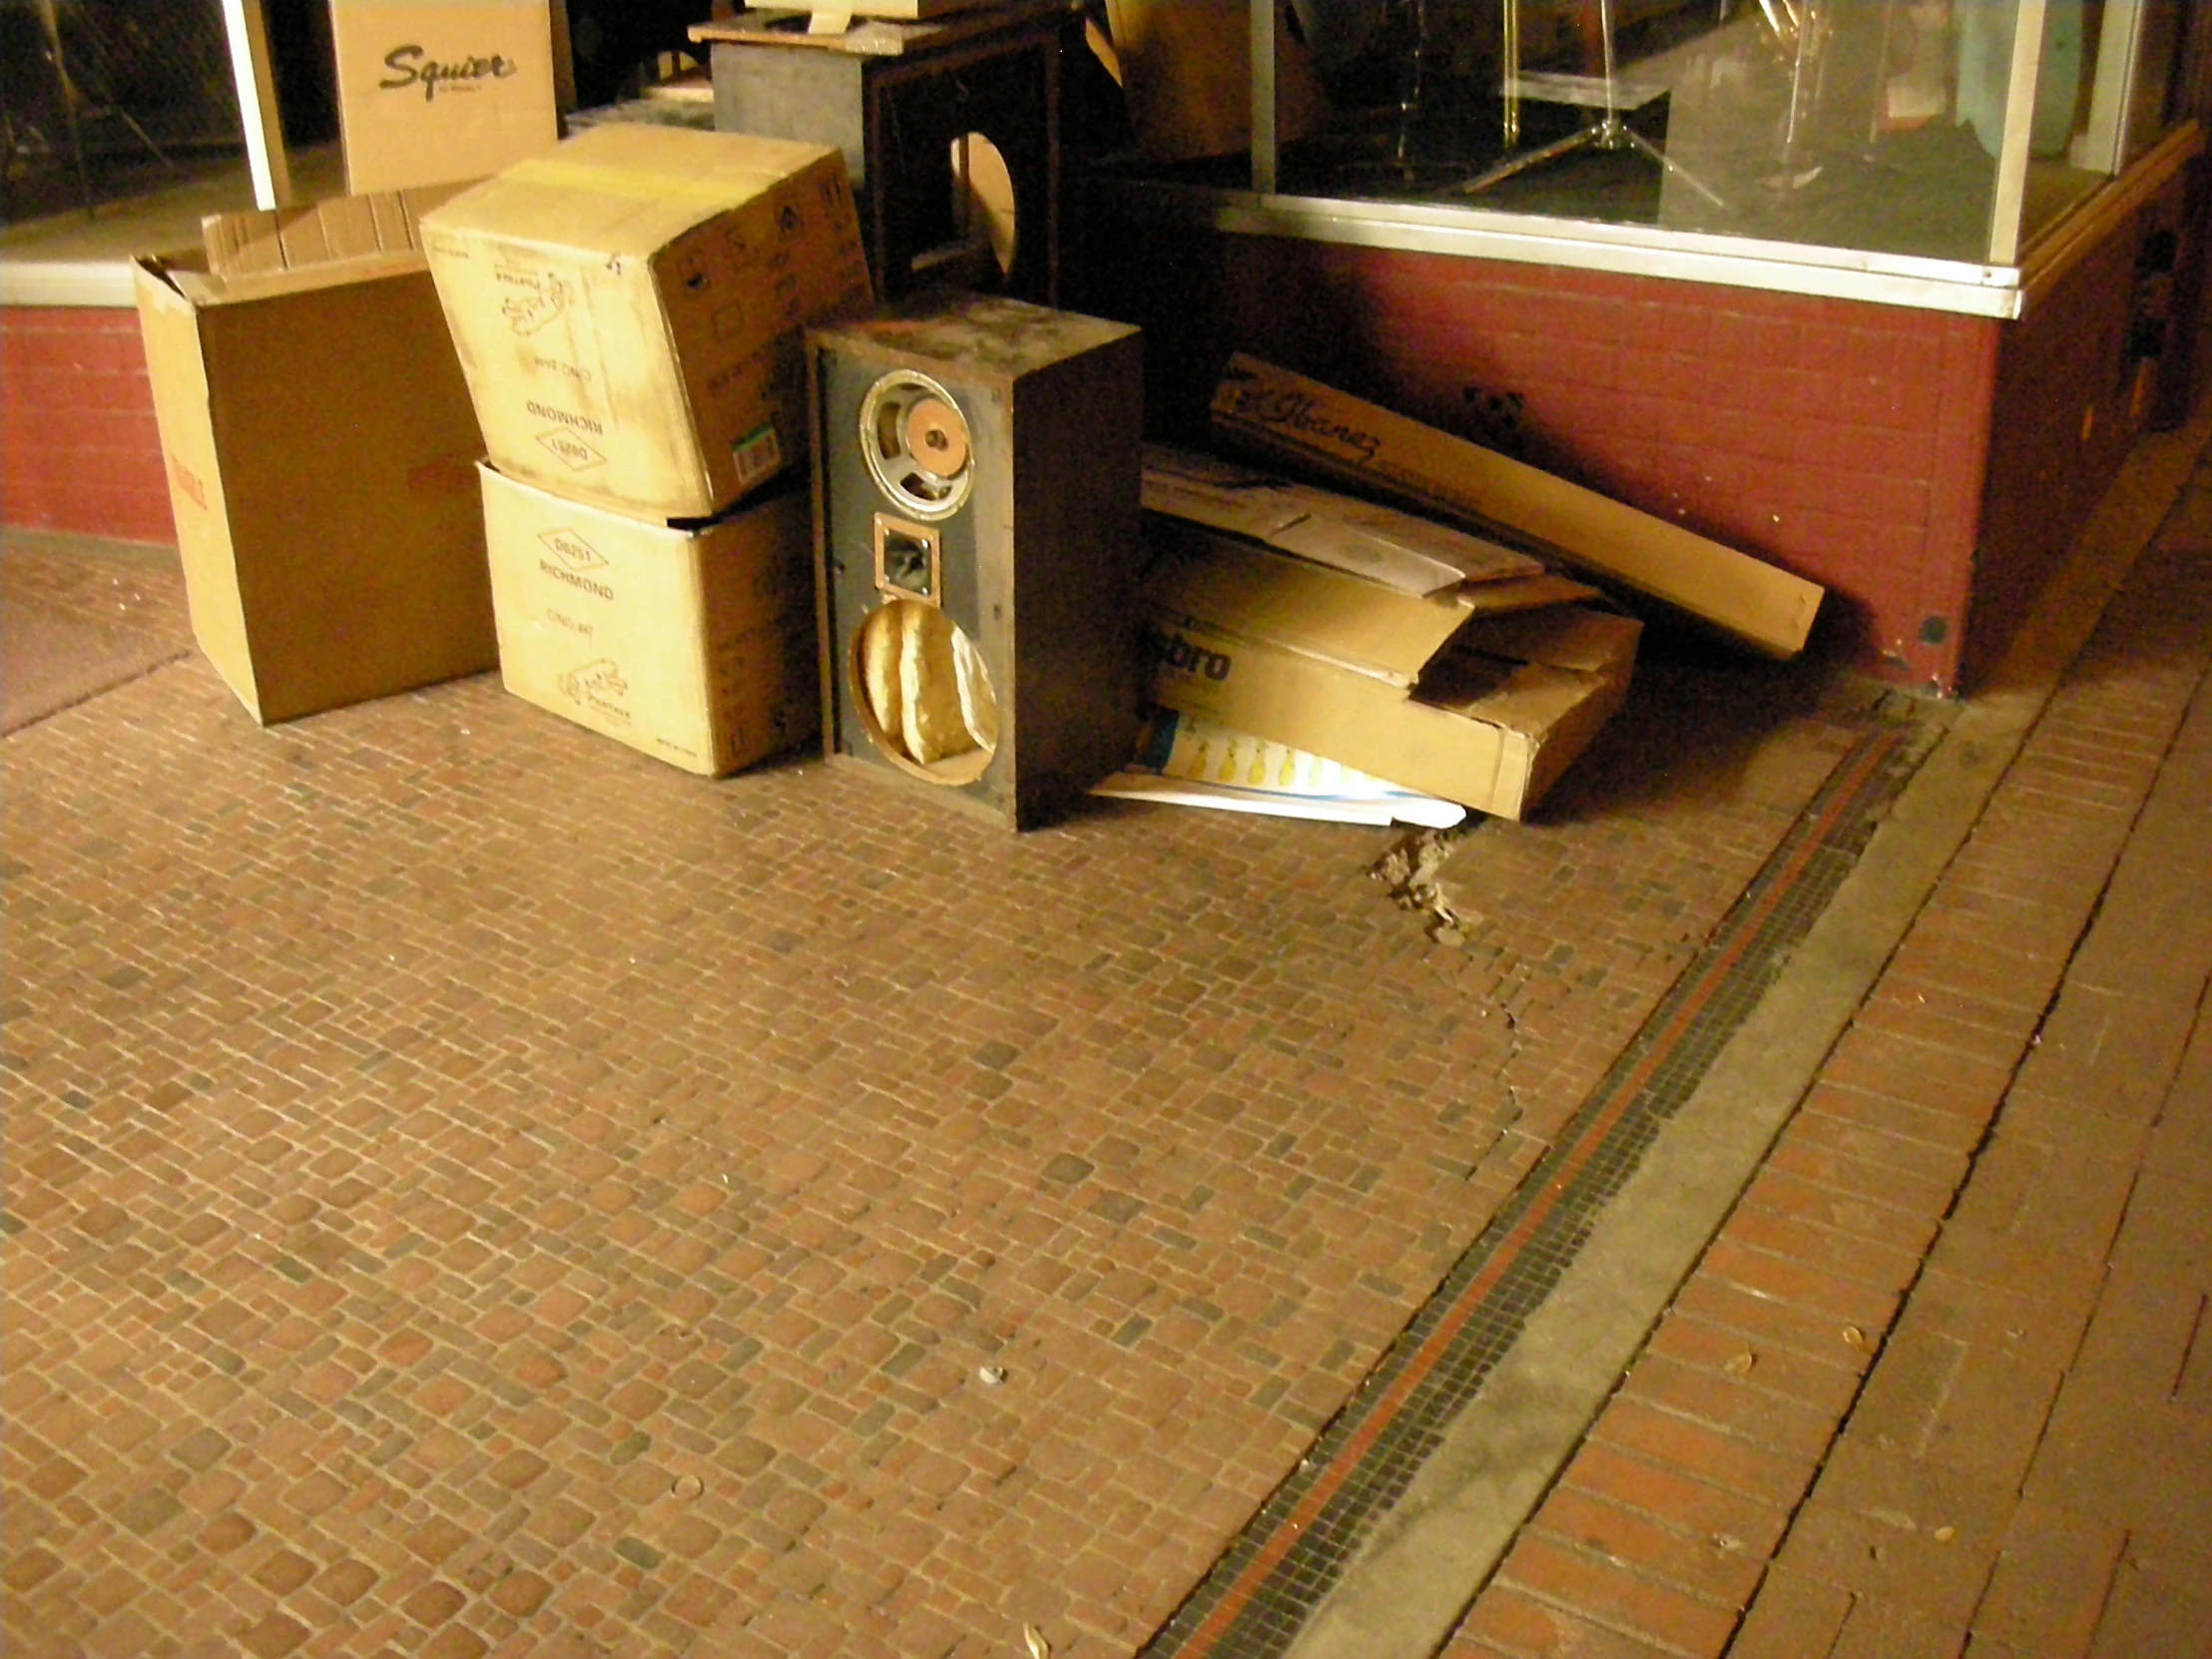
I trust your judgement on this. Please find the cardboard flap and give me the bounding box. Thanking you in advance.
[1142,449,1310,542]
[133,253,202,307]
[1460,572,1604,616]
[1142,525,1474,687]
[1271,485,1542,588]
[1441,661,1615,736]
[1143,445,1543,595]
[203,181,473,278]
[1452,607,1643,675]
[167,248,436,307]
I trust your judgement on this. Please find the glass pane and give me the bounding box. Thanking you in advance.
[0,0,258,224]
[1104,1,2193,270]
[2016,0,2188,249]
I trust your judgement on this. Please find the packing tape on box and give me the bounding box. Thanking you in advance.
[505,159,812,210]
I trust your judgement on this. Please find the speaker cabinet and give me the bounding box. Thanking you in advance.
[810,293,1144,829]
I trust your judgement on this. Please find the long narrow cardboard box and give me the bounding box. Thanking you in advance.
[1210,354,1823,660]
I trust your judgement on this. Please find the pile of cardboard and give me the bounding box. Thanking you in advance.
[133,53,1829,827]
[1133,445,1640,823]
[1116,357,1828,823]
[137,124,878,778]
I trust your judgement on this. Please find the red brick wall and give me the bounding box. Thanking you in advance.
[1085,231,2001,692]
[2,306,176,546]
[1970,178,2185,689]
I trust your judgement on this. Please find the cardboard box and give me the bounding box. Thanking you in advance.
[1211,355,1824,660]
[479,464,820,775]
[331,1,559,196]
[422,126,873,520]
[1141,523,1640,820]
[781,1,992,16]
[134,218,496,726]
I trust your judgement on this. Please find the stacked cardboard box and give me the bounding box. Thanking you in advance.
[422,125,875,775]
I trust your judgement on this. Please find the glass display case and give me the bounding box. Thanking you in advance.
[1099,0,2201,312]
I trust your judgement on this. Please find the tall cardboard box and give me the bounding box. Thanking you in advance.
[479,465,820,775]
[422,126,873,521]
[1104,0,1334,164]
[331,0,559,196]
[134,242,496,726]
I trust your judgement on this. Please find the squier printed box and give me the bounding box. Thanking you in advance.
[330,0,559,195]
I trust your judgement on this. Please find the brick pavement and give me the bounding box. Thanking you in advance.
[1,537,1880,1658]
[1,532,191,732]
[1442,464,2212,1657]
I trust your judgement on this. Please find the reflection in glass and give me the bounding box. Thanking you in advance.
[1117,1,2188,268]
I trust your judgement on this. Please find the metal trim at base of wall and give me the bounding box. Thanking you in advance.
[1093,181,2027,318]
[0,263,141,308]
[1095,128,2205,322]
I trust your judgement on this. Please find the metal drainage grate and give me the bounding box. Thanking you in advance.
[1144,726,1916,1659]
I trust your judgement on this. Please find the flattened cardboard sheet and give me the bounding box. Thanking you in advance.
[1143,445,1544,594]
[1141,525,1639,818]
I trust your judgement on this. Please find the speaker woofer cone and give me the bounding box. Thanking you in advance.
[858,370,975,521]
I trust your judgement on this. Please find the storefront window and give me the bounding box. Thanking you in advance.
[1104,1,2194,276]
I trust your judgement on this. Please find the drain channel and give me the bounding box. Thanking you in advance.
[1143,725,1918,1659]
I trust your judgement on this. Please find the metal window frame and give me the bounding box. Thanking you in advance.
[219,0,290,209]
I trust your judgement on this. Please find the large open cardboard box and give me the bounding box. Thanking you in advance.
[422,126,873,522]
[134,232,496,727]
[479,465,820,776]
[1141,523,1640,820]
[330,0,559,196]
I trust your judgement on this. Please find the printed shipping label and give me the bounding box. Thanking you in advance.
[734,424,784,489]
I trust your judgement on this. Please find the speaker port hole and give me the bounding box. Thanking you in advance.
[850,600,998,786]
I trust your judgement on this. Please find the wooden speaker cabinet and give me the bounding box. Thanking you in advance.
[809,292,1144,828]
[695,1,1082,305]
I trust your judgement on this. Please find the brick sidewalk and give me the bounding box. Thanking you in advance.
[0,536,1892,1659]
[1445,471,2212,1654]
